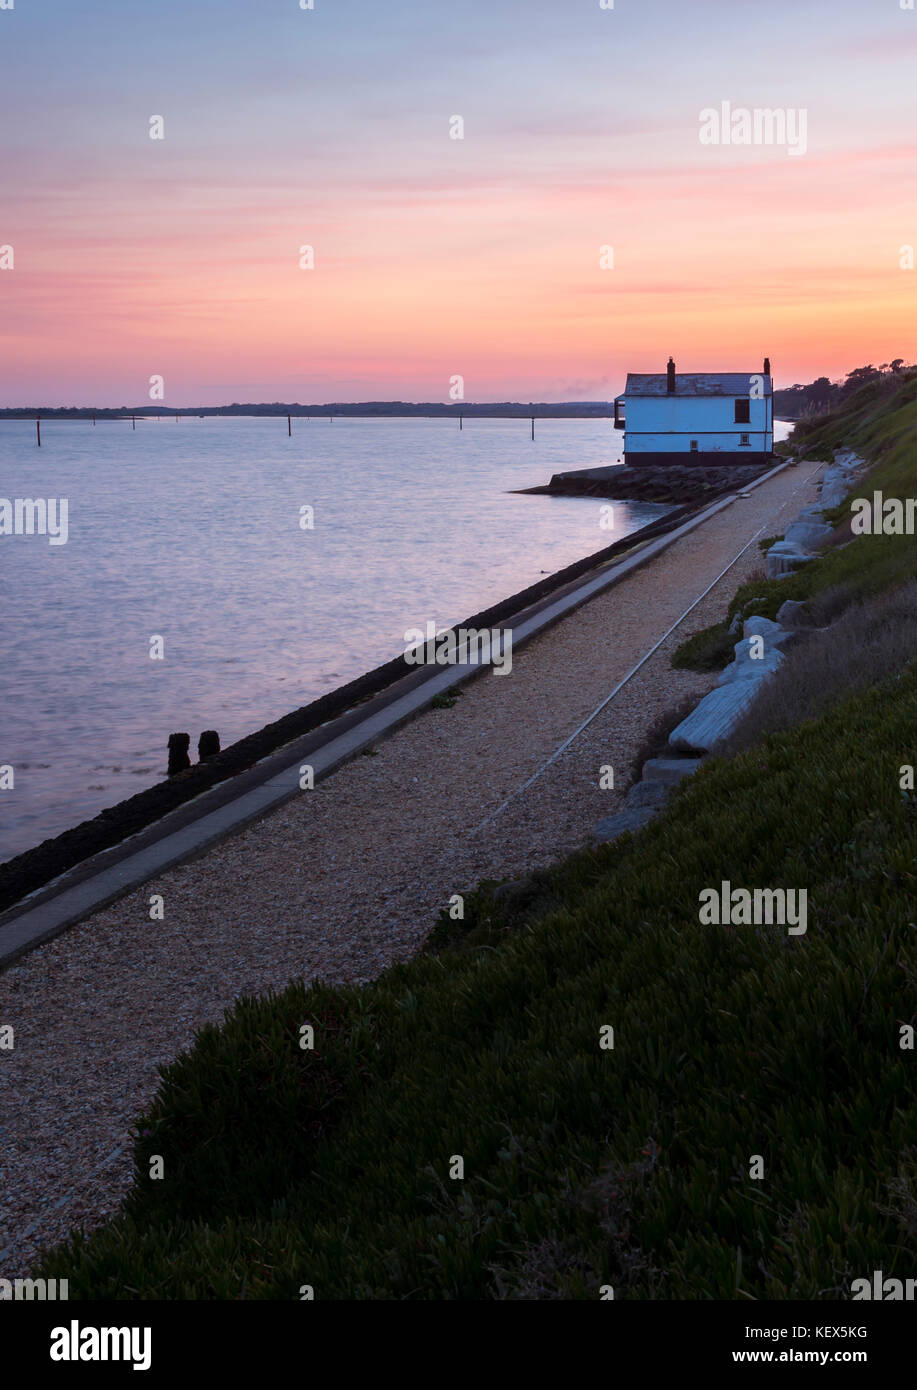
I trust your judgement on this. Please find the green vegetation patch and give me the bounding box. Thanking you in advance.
[39,668,917,1299]
[723,583,917,757]
[431,690,462,709]
[673,373,917,667]
[670,620,736,673]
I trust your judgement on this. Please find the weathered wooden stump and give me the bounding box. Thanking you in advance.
[198,730,221,762]
[167,732,191,776]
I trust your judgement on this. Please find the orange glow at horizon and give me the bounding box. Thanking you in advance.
[2,3,915,405]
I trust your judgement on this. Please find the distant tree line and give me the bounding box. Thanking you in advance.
[774,360,916,419]
[0,401,613,420]
[4,364,915,421]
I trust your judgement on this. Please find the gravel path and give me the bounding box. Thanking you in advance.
[0,461,821,1278]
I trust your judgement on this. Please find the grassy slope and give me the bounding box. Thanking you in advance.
[38,383,917,1300]
[672,372,917,671]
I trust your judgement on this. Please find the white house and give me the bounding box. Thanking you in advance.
[614,358,774,466]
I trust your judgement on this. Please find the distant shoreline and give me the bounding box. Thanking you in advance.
[0,405,810,421]
[0,403,614,420]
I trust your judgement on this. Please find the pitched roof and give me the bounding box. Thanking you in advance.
[624,372,772,397]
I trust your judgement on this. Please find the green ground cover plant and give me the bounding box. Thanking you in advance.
[672,372,917,669]
[39,670,917,1300]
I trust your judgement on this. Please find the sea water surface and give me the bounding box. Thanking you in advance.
[0,416,787,862]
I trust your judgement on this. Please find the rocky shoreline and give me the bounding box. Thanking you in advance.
[519,459,774,505]
[595,448,867,845]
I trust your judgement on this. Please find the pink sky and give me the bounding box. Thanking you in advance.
[1,0,915,404]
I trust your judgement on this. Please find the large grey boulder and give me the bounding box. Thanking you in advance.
[717,620,786,678]
[669,610,796,752]
[718,647,783,684]
[641,756,705,785]
[818,463,857,509]
[743,615,796,648]
[783,520,833,551]
[594,774,680,843]
[721,616,803,682]
[595,803,660,843]
[623,779,672,810]
[668,681,761,754]
[765,542,812,579]
[822,458,861,480]
[775,599,811,627]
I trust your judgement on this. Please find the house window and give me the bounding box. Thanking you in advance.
[735,399,751,424]
[690,440,699,451]
[739,433,750,447]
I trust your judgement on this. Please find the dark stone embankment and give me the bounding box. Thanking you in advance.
[519,460,773,506]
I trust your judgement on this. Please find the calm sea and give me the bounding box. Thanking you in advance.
[0,415,787,863]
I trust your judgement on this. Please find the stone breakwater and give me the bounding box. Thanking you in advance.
[594,612,798,844]
[520,460,773,506]
[765,448,866,579]
[595,448,867,844]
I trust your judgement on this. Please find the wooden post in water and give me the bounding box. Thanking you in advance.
[531,417,535,440]
[198,730,221,762]
[132,415,136,430]
[36,418,41,447]
[459,415,463,430]
[167,733,191,777]
[288,413,291,436]
[92,414,96,426]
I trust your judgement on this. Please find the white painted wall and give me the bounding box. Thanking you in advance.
[625,394,772,454]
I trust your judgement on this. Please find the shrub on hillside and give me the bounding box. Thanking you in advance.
[124,982,382,1225]
[723,583,917,755]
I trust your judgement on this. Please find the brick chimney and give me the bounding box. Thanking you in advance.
[667,357,676,394]
[764,356,771,376]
